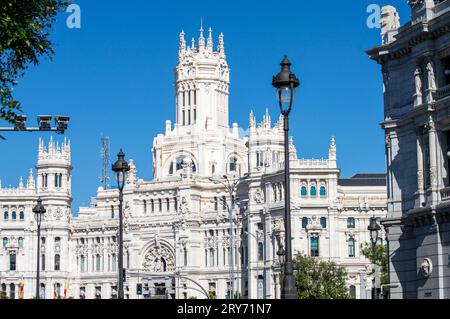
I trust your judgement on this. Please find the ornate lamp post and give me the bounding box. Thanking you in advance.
[368,216,381,299]
[272,56,300,299]
[209,175,240,299]
[112,149,130,299]
[33,197,46,299]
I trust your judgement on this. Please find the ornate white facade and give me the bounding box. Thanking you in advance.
[0,26,387,299]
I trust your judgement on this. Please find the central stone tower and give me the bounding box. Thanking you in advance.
[175,24,229,132]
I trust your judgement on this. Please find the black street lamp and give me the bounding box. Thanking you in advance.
[112,149,130,299]
[368,216,381,299]
[33,197,46,299]
[272,56,300,299]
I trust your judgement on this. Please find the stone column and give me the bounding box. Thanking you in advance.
[427,116,439,204]
[416,128,425,207]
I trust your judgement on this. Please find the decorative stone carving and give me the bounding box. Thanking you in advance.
[408,0,424,9]
[414,67,423,106]
[142,244,175,273]
[426,60,437,91]
[252,187,265,204]
[420,258,432,277]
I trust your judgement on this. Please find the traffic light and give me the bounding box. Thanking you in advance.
[122,268,127,282]
[137,283,142,296]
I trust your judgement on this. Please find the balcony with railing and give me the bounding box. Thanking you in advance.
[434,84,450,101]
[440,187,450,201]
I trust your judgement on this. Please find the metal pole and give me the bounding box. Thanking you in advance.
[36,221,41,299]
[372,242,378,300]
[229,200,234,299]
[118,191,124,299]
[281,113,297,299]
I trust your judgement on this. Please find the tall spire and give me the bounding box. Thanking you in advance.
[329,136,336,161]
[179,30,186,57]
[207,27,213,51]
[18,176,24,190]
[198,18,205,50]
[27,168,35,190]
[218,32,225,57]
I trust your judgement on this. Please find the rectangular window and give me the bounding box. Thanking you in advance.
[310,237,319,257]
[194,109,196,122]
[182,111,185,126]
[182,92,185,106]
[188,110,191,125]
[188,90,191,105]
[348,239,356,258]
[9,252,16,271]
[42,254,45,271]
[194,90,197,105]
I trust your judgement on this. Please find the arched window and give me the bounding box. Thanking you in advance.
[278,183,283,201]
[347,217,355,229]
[3,237,8,247]
[320,217,327,229]
[166,198,170,211]
[1,283,6,293]
[151,199,154,212]
[258,242,264,261]
[55,237,61,246]
[209,248,215,267]
[80,255,85,272]
[228,157,238,172]
[56,283,61,298]
[158,199,162,212]
[211,164,216,174]
[222,196,227,210]
[18,237,24,247]
[348,238,356,257]
[19,211,24,220]
[96,254,101,272]
[174,197,178,212]
[9,283,15,299]
[54,254,61,271]
[301,217,308,229]
[300,186,307,197]
[184,248,188,267]
[320,186,326,196]
[273,185,278,202]
[111,206,115,218]
[11,211,16,220]
[214,197,218,211]
[143,200,147,213]
[3,211,8,220]
[112,254,117,271]
[40,284,45,299]
[349,285,356,299]
[42,254,46,271]
[169,162,174,175]
[310,186,317,197]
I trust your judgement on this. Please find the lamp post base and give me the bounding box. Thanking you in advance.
[281,275,297,299]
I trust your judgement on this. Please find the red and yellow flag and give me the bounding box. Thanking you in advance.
[18,281,24,299]
[63,282,68,299]
[53,283,57,299]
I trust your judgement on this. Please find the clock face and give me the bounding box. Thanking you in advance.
[184,66,192,77]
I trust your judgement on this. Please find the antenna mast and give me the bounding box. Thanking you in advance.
[100,135,110,189]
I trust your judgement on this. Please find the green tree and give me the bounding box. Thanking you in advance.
[293,254,350,299]
[208,291,217,299]
[361,242,389,298]
[0,291,9,299]
[0,0,69,137]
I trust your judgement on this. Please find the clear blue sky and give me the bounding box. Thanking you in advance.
[0,0,410,212]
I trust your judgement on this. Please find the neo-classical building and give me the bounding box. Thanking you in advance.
[368,0,450,299]
[1,26,387,299]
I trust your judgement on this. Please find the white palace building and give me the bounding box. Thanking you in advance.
[0,26,387,299]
